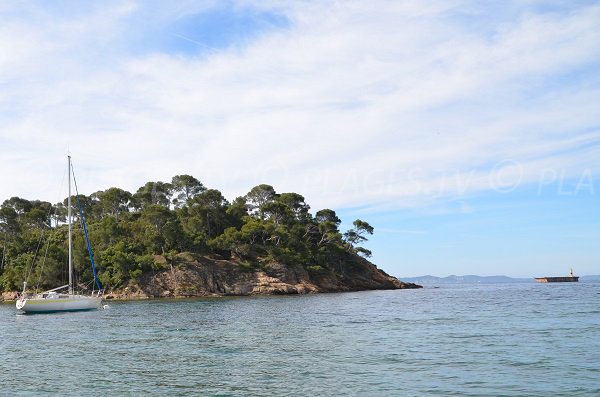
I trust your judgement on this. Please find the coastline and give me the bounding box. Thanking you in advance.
[1,254,421,303]
[1,281,422,303]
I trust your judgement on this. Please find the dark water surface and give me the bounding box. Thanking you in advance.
[1,282,599,396]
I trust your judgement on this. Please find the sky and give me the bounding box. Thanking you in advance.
[1,0,599,278]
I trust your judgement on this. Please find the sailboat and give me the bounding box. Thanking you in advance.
[16,156,103,313]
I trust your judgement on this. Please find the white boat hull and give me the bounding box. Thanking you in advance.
[16,294,102,313]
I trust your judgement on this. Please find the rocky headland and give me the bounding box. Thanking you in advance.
[0,254,421,302]
[1,183,422,302]
[101,254,421,300]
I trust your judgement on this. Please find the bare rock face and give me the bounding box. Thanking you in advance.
[1,291,18,301]
[109,253,421,298]
[2,253,420,301]
[307,257,419,292]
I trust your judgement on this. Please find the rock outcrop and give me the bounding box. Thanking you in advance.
[104,253,421,299]
[1,291,18,302]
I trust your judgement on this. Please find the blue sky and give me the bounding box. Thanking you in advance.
[0,1,599,277]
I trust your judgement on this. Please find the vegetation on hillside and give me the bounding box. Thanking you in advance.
[0,176,375,292]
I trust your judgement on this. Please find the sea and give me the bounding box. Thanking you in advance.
[1,282,598,396]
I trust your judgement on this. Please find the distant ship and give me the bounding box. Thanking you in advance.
[535,268,579,283]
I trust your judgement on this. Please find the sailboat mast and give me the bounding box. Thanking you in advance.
[68,155,73,295]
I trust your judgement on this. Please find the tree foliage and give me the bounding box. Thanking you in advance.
[171,175,206,207]
[0,179,375,292]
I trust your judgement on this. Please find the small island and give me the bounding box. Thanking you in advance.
[1,176,420,301]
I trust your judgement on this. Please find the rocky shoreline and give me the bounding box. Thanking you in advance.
[1,254,421,302]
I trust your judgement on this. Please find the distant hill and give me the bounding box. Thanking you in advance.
[581,275,600,282]
[400,275,531,284]
[401,274,600,284]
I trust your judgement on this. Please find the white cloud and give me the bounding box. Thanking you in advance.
[0,0,599,212]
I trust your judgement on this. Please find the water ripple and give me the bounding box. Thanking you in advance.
[1,283,599,396]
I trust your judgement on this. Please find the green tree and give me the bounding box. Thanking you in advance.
[171,175,206,207]
[261,201,292,226]
[187,189,229,238]
[226,196,248,229]
[138,205,179,254]
[94,188,132,218]
[0,206,21,237]
[277,193,310,221]
[64,194,98,222]
[344,219,374,257]
[246,184,276,218]
[133,181,172,209]
[209,227,248,258]
[22,201,52,229]
[314,209,342,247]
[98,242,136,289]
[2,197,32,221]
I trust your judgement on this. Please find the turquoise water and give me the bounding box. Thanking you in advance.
[1,282,598,396]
